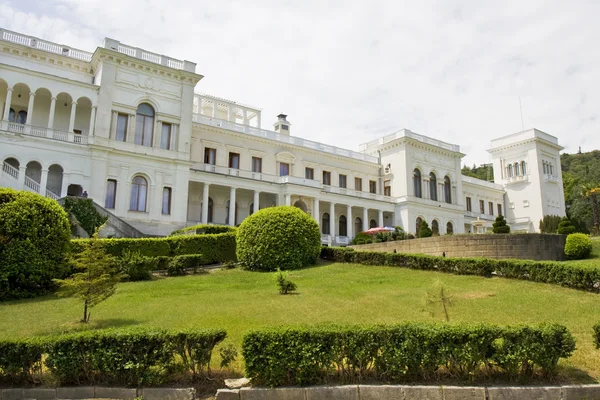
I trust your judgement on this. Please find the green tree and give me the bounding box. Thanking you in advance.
[54,228,123,322]
[539,215,562,233]
[492,215,510,234]
[418,220,433,238]
[62,197,108,237]
[557,216,575,235]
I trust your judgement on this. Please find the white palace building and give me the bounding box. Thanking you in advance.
[0,29,566,241]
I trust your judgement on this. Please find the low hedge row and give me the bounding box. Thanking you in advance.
[242,323,576,387]
[594,322,600,349]
[320,247,600,293]
[0,328,227,386]
[170,224,236,236]
[119,254,210,280]
[71,232,237,263]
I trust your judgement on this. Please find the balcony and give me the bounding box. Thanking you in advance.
[464,211,496,221]
[277,175,322,188]
[505,175,529,185]
[544,174,559,183]
[323,185,394,202]
[1,122,89,145]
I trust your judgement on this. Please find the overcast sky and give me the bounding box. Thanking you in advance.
[1,1,598,166]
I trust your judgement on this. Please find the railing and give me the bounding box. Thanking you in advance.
[2,161,19,180]
[321,234,332,244]
[323,185,395,202]
[277,175,322,188]
[544,174,559,183]
[1,122,89,145]
[336,236,350,245]
[505,175,529,184]
[191,163,279,183]
[464,211,495,221]
[0,28,93,62]
[104,38,194,72]
[24,175,40,192]
[45,189,60,200]
[461,175,503,190]
[359,129,461,153]
[192,114,379,164]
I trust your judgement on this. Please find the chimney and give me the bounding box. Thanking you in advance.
[274,113,291,135]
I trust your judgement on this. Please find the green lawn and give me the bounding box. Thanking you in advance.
[562,236,600,269]
[1,262,599,382]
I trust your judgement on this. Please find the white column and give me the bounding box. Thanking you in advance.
[88,106,97,136]
[47,96,56,132]
[423,179,430,200]
[127,114,136,143]
[68,101,77,133]
[285,194,291,206]
[256,113,261,128]
[40,169,48,196]
[3,88,12,121]
[313,198,319,223]
[329,202,335,239]
[60,173,70,197]
[25,92,35,125]
[154,120,162,148]
[228,187,237,226]
[347,204,353,239]
[253,190,260,213]
[202,183,210,223]
[212,100,217,117]
[18,166,26,190]
[243,109,248,125]
[378,210,384,227]
[363,207,368,231]
[227,105,232,121]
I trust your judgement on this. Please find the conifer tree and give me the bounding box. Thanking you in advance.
[492,215,510,234]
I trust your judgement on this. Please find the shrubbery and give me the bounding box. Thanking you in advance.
[492,215,510,234]
[0,328,227,386]
[171,224,236,236]
[62,197,108,237]
[320,247,600,293]
[167,254,208,276]
[236,206,321,271]
[594,322,600,349]
[242,323,575,387]
[539,215,562,233]
[0,188,71,301]
[557,217,576,235]
[564,233,593,260]
[418,220,433,238]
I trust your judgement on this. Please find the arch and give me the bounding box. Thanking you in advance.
[413,168,422,198]
[226,200,239,225]
[354,217,363,235]
[11,83,32,116]
[416,217,423,234]
[3,157,19,169]
[514,162,520,176]
[25,161,42,183]
[8,108,15,122]
[322,213,330,234]
[369,219,377,228]
[134,97,160,113]
[520,161,527,175]
[293,200,308,213]
[47,164,64,196]
[444,175,452,204]
[135,102,155,146]
[429,172,437,201]
[130,175,148,211]
[53,92,74,132]
[67,184,83,197]
[446,221,454,235]
[431,219,439,235]
[33,88,53,128]
[339,215,347,237]
[75,96,93,135]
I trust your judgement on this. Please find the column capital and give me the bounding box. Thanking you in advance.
[71,101,78,106]
[29,92,36,97]
[6,87,13,93]
[50,96,57,101]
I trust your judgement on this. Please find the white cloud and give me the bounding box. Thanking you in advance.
[2,0,599,165]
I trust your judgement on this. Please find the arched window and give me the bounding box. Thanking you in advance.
[130,176,148,211]
[416,217,423,234]
[444,176,452,204]
[514,162,520,176]
[413,169,422,198]
[508,164,513,177]
[17,110,27,124]
[208,197,214,223]
[431,220,439,235]
[354,217,362,234]
[369,219,377,228]
[8,108,15,122]
[322,213,330,234]
[521,161,527,175]
[339,215,347,237]
[429,172,437,201]
[135,103,155,147]
[446,221,454,235]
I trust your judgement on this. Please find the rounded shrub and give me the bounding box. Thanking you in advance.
[564,233,593,260]
[492,215,510,234]
[236,206,321,271]
[557,216,576,235]
[0,188,71,300]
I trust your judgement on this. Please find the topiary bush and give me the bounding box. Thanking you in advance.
[0,188,71,301]
[557,216,576,235]
[493,215,510,234]
[564,233,593,260]
[418,220,433,238]
[170,224,236,236]
[236,206,321,271]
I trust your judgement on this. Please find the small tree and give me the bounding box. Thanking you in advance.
[424,281,453,322]
[492,215,510,234]
[539,215,562,233]
[54,227,123,322]
[273,269,297,295]
[418,220,433,238]
[557,216,576,235]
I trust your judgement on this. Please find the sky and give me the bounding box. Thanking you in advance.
[1,0,599,166]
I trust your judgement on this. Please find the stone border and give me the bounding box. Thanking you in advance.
[0,387,195,400]
[216,385,600,400]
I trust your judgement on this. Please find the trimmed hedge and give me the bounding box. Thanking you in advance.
[594,322,600,349]
[167,254,208,276]
[564,233,593,260]
[320,247,600,293]
[242,323,576,387]
[0,328,227,386]
[171,224,236,236]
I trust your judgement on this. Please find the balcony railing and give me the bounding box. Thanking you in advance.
[192,114,379,164]
[322,185,394,202]
[0,28,93,62]
[277,175,322,188]
[464,211,495,221]
[1,122,89,145]
[24,176,40,192]
[2,161,19,180]
[321,234,332,244]
[336,236,350,245]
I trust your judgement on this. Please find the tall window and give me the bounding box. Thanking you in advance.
[514,162,520,176]
[160,123,172,150]
[305,167,314,180]
[204,148,216,165]
[369,180,377,194]
[207,197,213,223]
[521,161,527,175]
[479,199,485,214]
[322,213,330,234]
[466,197,472,211]
[416,217,423,233]
[116,113,128,142]
[370,219,377,228]
[323,171,331,185]
[252,157,262,173]
[17,110,27,124]
[432,220,439,235]
[135,103,154,147]
[279,162,290,176]
[429,172,437,201]
[162,187,172,215]
[130,176,148,212]
[444,176,452,204]
[8,108,15,122]
[446,222,454,235]
[413,169,422,198]
[489,201,494,215]
[229,152,240,169]
[384,180,391,196]
[508,164,513,177]
[355,177,362,191]
[354,217,362,235]
[339,215,347,236]
[339,174,347,188]
[497,204,502,216]
[105,179,117,209]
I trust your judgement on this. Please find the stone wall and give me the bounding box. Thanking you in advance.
[350,234,566,261]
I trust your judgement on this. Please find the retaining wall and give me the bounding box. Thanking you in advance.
[350,234,566,261]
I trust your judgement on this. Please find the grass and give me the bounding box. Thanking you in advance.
[1,261,599,383]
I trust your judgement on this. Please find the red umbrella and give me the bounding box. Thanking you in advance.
[363,227,393,234]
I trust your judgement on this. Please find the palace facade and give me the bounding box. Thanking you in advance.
[0,28,566,241]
